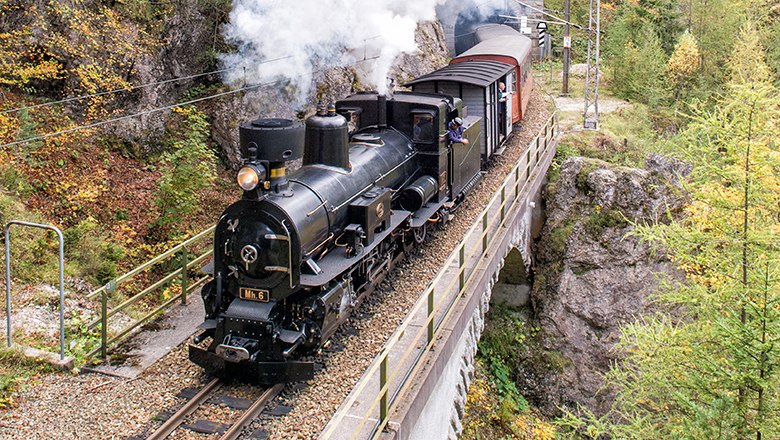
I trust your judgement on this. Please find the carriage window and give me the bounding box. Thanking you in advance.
[412,114,434,143]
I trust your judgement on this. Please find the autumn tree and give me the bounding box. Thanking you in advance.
[666,31,700,98]
[558,22,780,439]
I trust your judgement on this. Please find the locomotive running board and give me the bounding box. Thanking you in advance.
[300,210,412,287]
[188,345,314,384]
[409,199,447,229]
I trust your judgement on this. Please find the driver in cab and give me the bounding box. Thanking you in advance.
[447,117,469,145]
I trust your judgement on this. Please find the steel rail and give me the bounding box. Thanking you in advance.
[147,378,222,440]
[219,384,284,440]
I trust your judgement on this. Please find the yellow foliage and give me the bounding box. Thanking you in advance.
[0,0,157,110]
[666,32,700,85]
[729,20,770,84]
[463,376,557,439]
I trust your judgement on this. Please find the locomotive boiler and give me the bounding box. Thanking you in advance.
[190,93,482,383]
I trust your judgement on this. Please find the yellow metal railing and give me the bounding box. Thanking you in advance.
[85,226,215,359]
[321,112,559,439]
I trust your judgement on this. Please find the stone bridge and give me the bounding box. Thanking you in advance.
[321,113,559,440]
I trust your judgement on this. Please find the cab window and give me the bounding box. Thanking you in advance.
[412,113,434,143]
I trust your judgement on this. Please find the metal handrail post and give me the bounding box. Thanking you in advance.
[57,228,64,360]
[4,221,66,360]
[101,291,108,359]
[458,246,465,292]
[500,188,506,224]
[482,213,488,254]
[5,224,11,349]
[380,354,388,423]
[427,289,434,344]
[181,247,189,305]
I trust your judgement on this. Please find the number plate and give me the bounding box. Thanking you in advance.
[239,287,270,302]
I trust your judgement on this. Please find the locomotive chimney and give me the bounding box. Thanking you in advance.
[377,94,387,129]
[303,102,350,170]
[239,118,304,194]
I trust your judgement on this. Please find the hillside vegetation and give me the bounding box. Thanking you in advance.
[0,0,236,287]
[463,1,780,439]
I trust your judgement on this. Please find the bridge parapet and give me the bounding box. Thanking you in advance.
[321,113,559,440]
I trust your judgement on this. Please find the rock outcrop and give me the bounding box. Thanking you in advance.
[520,154,691,417]
[107,7,449,167]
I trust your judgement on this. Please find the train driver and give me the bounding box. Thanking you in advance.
[448,117,469,145]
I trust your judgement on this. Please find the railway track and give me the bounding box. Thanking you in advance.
[146,379,283,440]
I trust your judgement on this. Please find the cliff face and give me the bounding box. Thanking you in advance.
[107,0,231,153]
[520,154,691,417]
[207,20,450,169]
[2,0,448,167]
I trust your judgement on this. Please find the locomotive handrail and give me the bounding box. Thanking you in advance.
[85,225,215,359]
[321,111,558,439]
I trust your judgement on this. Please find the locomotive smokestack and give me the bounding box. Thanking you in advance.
[377,94,387,129]
[239,118,304,194]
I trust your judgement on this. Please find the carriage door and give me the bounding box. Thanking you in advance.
[506,71,516,132]
[485,84,495,159]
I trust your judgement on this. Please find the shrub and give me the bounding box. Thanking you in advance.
[64,219,126,285]
[150,106,217,240]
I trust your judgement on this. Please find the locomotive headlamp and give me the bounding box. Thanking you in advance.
[237,165,266,191]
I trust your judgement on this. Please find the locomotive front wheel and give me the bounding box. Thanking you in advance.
[413,223,427,244]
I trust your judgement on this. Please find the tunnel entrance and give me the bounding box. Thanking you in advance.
[453,7,511,54]
[491,247,531,308]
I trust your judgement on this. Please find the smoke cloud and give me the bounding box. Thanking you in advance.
[220,0,510,103]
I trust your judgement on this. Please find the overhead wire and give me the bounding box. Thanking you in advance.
[511,0,585,30]
[0,53,388,150]
[0,55,295,116]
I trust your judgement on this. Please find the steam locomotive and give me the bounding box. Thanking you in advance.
[189,25,534,383]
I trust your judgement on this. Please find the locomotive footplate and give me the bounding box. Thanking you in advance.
[409,198,447,229]
[188,344,314,384]
[300,209,411,287]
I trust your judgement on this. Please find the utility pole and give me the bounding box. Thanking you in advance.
[583,0,600,129]
[562,0,571,95]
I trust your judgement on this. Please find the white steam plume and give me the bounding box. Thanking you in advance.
[220,0,510,103]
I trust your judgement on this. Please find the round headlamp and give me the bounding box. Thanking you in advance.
[237,165,264,191]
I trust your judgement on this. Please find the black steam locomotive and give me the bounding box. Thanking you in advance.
[189,93,483,383]
[189,24,534,384]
